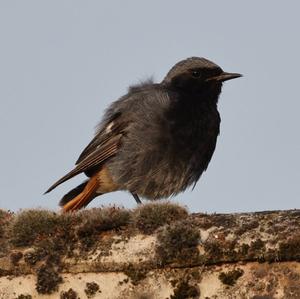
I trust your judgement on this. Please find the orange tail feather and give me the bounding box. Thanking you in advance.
[62,176,99,213]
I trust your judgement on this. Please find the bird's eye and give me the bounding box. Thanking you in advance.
[192,70,201,78]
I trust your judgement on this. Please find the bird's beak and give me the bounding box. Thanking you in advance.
[206,72,242,82]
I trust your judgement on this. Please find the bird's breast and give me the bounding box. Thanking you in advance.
[167,105,220,155]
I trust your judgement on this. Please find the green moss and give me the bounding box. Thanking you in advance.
[84,282,100,298]
[60,288,78,299]
[218,268,244,286]
[77,207,131,249]
[9,210,81,249]
[36,264,63,294]
[156,220,200,265]
[52,213,81,245]
[239,236,300,264]
[203,238,269,264]
[10,210,60,247]
[133,202,188,234]
[123,263,148,285]
[170,280,200,299]
[24,232,69,269]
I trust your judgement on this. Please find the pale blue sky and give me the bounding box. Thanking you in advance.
[0,1,299,213]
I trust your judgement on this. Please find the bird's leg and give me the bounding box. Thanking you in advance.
[131,192,142,204]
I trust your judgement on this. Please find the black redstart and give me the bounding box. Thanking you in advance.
[45,57,241,212]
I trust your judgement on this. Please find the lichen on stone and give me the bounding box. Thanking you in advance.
[60,288,78,299]
[170,280,200,299]
[84,281,100,298]
[123,263,148,285]
[0,208,299,298]
[36,264,63,294]
[218,268,244,286]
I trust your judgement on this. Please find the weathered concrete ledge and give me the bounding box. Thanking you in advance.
[0,204,299,299]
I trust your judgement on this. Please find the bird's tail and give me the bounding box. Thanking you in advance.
[59,176,99,213]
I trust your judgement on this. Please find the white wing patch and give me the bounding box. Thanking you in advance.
[105,121,114,133]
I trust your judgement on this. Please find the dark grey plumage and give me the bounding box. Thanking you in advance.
[46,57,241,211]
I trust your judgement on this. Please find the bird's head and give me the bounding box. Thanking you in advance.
[163,57,241,97]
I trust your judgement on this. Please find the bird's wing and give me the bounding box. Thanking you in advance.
[75,112,122,164]
[45,112,127,193]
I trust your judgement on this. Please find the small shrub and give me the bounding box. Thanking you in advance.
[133,202,188,234]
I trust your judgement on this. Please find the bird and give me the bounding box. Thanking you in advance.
[45,57,241,212]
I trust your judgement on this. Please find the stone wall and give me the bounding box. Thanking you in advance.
[0,204,299,298]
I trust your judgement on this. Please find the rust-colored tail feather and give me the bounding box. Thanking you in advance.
[59,180,88,207]
[62,176,99,213]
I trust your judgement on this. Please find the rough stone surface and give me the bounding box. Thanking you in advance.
[0,205,299,299]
